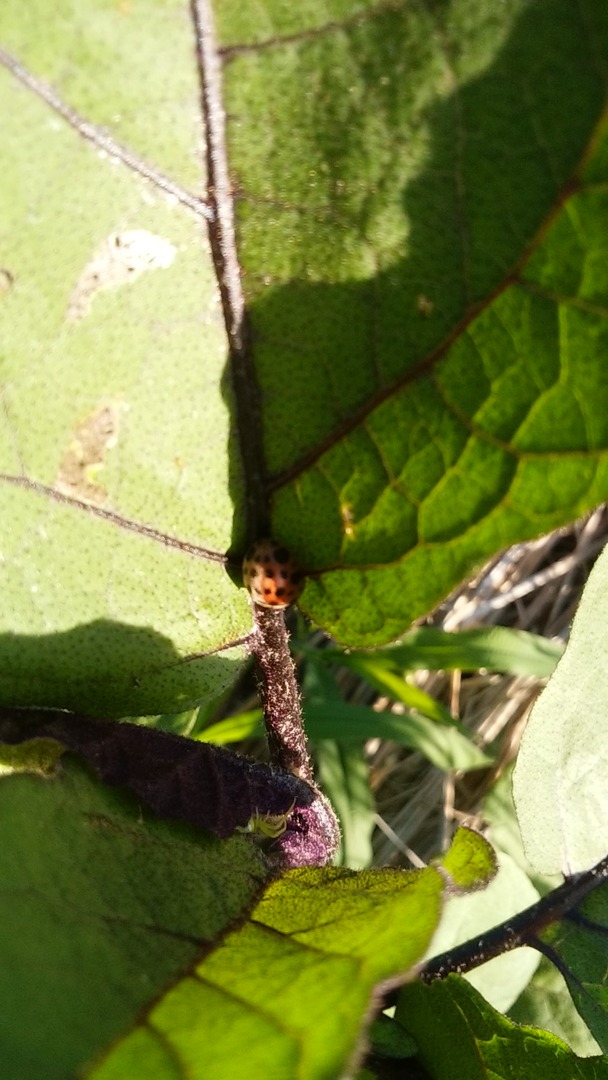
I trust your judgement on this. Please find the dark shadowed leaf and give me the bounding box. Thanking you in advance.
[397,976,608,1079]
[0,707,313,836]
[537,881,608,1054]
[0,757,268,1080]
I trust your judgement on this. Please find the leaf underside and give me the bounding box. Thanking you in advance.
[514,544,608,877]
[0,0,607,715]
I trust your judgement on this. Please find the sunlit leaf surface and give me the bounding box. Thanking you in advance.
[514,545,608,875]
[1,0,608,714]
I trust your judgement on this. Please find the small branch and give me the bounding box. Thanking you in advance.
[0,47,212,219]
[248,606,313,784]
[247,603,340,867]
[421,855,608,983]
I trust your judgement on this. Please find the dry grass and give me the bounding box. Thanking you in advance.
[369,505,608,867]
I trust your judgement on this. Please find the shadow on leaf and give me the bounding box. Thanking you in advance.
[0,618,247,717]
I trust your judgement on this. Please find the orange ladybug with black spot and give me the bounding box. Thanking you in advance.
[242,539,304,608]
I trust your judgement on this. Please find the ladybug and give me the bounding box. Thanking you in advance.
[242,539,304,608]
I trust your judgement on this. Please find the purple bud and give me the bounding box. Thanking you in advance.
[273,789,340,868]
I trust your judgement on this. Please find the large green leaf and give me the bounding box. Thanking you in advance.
[513,544,608,876]
[0,0,250,717]
[92,866,445,1079]
[2,0,608,715]
[94,833,496,1080]
[1,745,496,1079]
[226,0,608,643]
[0,756,268,1080]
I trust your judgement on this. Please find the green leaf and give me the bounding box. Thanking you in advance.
[315,739,375,869]
[198,708,265,745]
[436,825,497,893]
[198,698,490,772]
[304,625,562,729]
[369,627,563,679]
[482,766,561,895]
[92,865,445,1080]
[0,1,250,718]
[200,663,491,772]
[3,733,503,1078]
[397,976,608,1079]
[227,0,608,644]
[318,648,456,724]
[367,1013,418,1062]
[303,662,376,868]
[509,958,601,1059]
[0,735,64,776]
[513,544,608,875]
[152,709,201,737]
[0,757,268,1079]
[305,702,491,772]
[2,1,608,718]
[308,626,562,689]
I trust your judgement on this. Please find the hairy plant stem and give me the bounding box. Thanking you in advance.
[373,854,608,1011]
[420,854,608,982]
[249,606,313,784]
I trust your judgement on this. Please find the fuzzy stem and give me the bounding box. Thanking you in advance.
[249,606,313,784]
[420,855,608,982]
